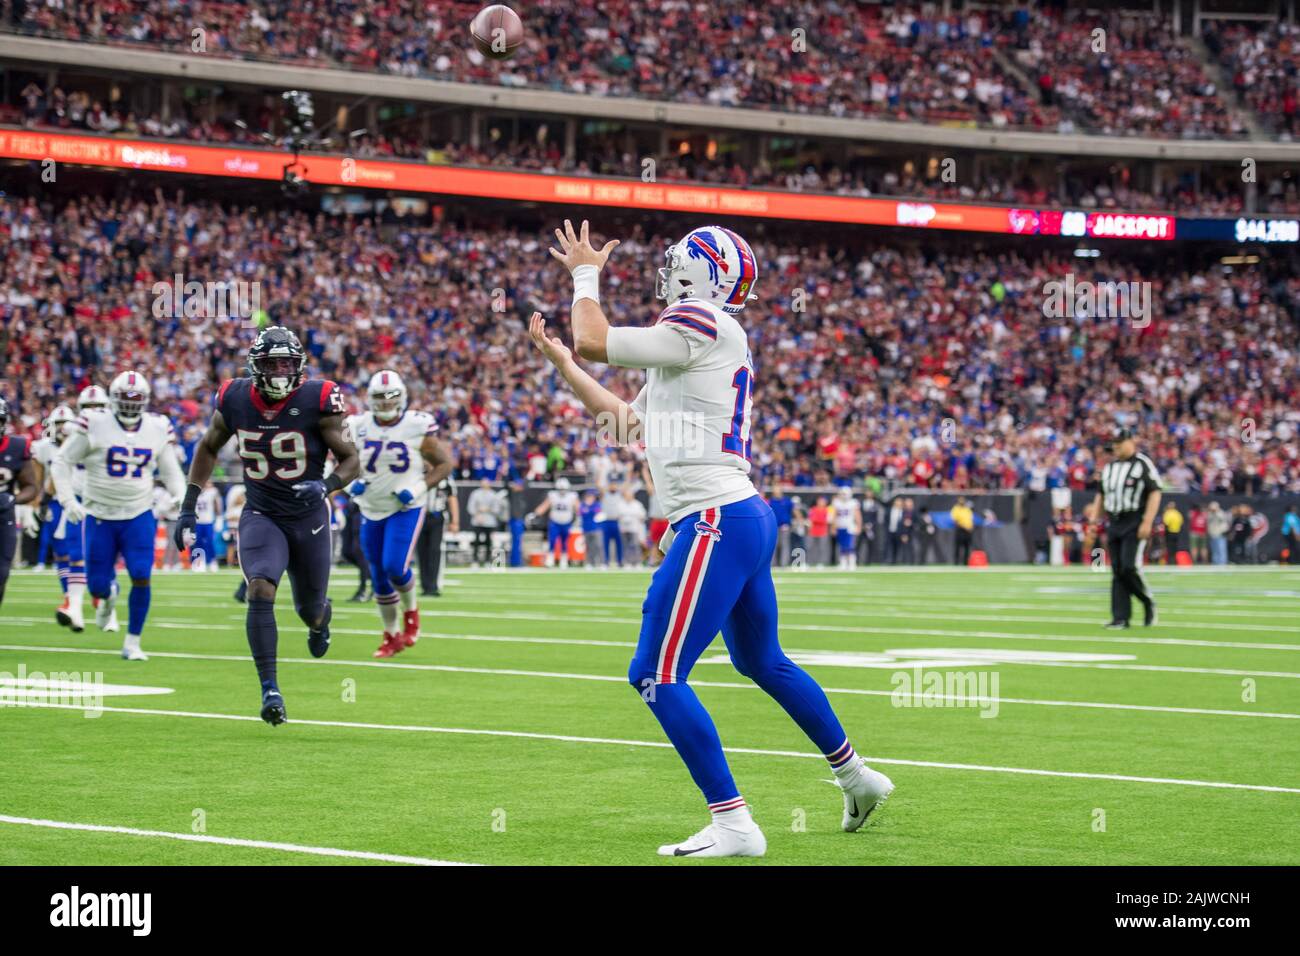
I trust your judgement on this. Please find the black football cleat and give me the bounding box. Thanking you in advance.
[1144,603,1158,627]
[260,688,287,726]
[307,600,332,658]
[233,580,248,604]
[1103,620,1130,629]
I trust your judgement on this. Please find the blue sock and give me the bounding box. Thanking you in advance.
[641,683,740,807]
[246,598,279,690]
[127,584,151,635]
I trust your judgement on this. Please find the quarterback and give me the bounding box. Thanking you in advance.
[52,374,187,659]
[345,369,453,659]
[528,220,894,858]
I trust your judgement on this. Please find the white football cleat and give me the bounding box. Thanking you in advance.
[840,760,894,832]
[95,584,120,632]
[657,822,767,858]
[121,635,148,661]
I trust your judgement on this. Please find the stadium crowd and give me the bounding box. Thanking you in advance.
[7,79,1298,216]
[2,186,1297,500]
[7,1,1294,139]
[1205,19,1300,137]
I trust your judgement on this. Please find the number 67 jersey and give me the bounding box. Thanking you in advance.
[217,378,342,519]
[60,409,185,520]
[628,297,757,524]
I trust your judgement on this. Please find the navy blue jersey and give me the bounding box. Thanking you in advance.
[217,378,344,519]
[0,435,31,507]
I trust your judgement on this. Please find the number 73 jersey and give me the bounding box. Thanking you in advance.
[217,377,341,519]
[346,410,437,520]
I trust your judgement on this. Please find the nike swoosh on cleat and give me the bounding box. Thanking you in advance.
[673,843,716,856]
[848,796,860,818]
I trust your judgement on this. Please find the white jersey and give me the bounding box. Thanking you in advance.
[547,489,579,525]
[624,298,756,523]
[196,486,220,524]
[834,496,858,530]
[347,409,437,520]
[55,410,186,521]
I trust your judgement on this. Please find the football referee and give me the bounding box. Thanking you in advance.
[1088,427,1162,628]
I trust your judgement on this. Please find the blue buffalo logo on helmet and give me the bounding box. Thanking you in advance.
[656,226,758,315]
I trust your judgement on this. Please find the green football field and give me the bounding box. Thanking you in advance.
[1,564,1297,866]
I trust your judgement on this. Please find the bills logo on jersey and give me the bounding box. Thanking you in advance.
[694,519,722,541]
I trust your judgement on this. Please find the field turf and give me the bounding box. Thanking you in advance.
[1,564,1297,865]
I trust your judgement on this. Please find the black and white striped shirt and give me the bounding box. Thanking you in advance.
[1099,453,1161,516]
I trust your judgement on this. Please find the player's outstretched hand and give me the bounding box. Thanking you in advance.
[528,312,573,368]
[292,480,328,504]
[549,219,619,273]
[173,511,197,551]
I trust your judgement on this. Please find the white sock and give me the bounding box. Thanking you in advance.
[378,598,400,634]
[397,583,418,613]
[67,581,86,610]
[712,805,754,830]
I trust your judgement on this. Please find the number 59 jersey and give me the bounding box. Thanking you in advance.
[217,378,342,519]
[629,297,757,523]
[62,410,180,521]
[347,410,437,520]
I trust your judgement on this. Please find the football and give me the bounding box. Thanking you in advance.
[470,4,524,61]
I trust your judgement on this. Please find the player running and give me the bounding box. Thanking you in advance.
[52,373,187,659]
[173,327,360,725]
[345,370,452,659]
[0,396,41,608]
[530,220,893,858]
[530,476,579,567]
[31,404,80,624]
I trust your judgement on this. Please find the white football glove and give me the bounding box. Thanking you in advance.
[60,498,86,525]
[152,494,177,520]
[22,508,41,538]
[658,525,676,555]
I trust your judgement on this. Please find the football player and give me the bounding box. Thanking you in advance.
[173,327,360,724]
[529,220,893,858]
[530,476,579,567]
[31,404,88,628]
[346,370,452,659]
[52,373,187,658]
[0,396,41,608]
[833,486,861,569]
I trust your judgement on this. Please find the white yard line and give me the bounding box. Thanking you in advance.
[17,701,1300,795]
[0,814,473,866]
[2,642,1297,718]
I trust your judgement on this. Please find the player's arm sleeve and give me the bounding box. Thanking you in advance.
[157,441,187,500]
[605,324,694,370]
[51,428,89,504]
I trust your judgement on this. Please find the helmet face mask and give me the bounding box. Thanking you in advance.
[45,405,76,442]
[109,372,150,426]
[248,327,307,401]
[367,370,407,422]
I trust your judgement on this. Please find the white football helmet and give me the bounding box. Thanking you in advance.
[655,225,758,314]
[555,476,571,491]
[77,385,109,412]
[44,404,76,442]
[367,369,407,422]
[109,371,151,426]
